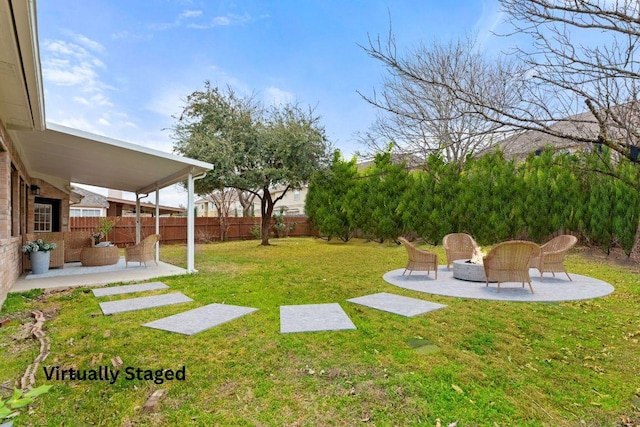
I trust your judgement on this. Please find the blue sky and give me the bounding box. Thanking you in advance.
[36,0,506,206]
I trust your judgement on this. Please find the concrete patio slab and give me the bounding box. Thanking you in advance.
[142,303,258,335]
[99,293,193,315]
[11,260,186,293]
[280,303,356,334]
[93,282,169,297]
[347,292,447,317]
[383,267,614,302]
[24,258,143,280]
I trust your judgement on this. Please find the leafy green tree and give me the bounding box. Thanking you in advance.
[453,151,522,244]
[347,151,410,242]
[173,82,331,245]
[172,83,261,241]
[306,151,358,241]
[580,149,640,254]
[399,154,458,245]
[521,148,581,242]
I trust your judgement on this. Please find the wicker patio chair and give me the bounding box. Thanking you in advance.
[528,235,578,281]
[398,237,438,279]
[443,233,480,270]
[483,240,540,294]
[64,231,94,262]
[125,234,160,268]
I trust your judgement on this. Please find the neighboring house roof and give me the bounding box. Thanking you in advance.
[71,186,185,215]
[71,186,110,208]
[107,195,185,215]
[482,106,639,160]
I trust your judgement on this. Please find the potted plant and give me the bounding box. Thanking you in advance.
[21,239,58,274]
[92,217,116,245]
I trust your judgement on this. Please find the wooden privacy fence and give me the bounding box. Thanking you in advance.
[70,216,316,247]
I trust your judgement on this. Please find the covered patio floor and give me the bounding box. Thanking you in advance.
[10,258,186,293]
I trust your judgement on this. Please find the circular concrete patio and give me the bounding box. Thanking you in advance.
[383,266,614,302]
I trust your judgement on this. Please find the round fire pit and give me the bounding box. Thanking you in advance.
[452,259,496,282]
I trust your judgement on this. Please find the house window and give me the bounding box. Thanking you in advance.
[70,208,101,217]
[11,165,16,236]
[34,203,53,232]
[293,190,300,201]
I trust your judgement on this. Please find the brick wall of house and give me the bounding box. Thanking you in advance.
[0,121,28,307]
[0,118,76,308]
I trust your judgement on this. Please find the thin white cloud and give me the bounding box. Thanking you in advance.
[89,93,113,106]
[264,87,295,106]
[178,10,202,20]
[71,34,106,53]
[111,30,153,42]
[42,39,108,94]
[98,117,111,126]
[187,13,268,29]
[146,86,189,119]
[149,9,206,31]
[146,63,257,120]
[474,0,505,50]
[212,16,232,26]
[50,117,105,135]
[73,96,91,106]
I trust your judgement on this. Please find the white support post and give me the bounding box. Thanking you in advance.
[187,172,196,273]
[187,170,207,273]
[155,185,160,263]
[135,194,141,244]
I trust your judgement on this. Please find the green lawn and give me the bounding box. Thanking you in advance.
[1,237,639,426]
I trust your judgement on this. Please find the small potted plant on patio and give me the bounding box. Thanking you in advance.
[22,239,58,274]
[91,217,116,245]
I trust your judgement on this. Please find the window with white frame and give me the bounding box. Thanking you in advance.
[34,203,53,232]
[70,208,102,217]
[293,190,300,201]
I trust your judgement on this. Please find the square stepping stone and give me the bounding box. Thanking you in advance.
[142,303,258,335]
[99,293,193,315]
[280,303,356,334]
[93,282,169,297]
[347,292,447,317]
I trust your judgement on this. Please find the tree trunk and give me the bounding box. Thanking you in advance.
[629,217,640,263]
[237,189,256,218]
[260,189,274,246]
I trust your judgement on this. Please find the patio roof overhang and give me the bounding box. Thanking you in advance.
[14,122,212,195]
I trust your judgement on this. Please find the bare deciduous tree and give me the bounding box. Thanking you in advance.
[359,34,513,167]
[363,0,640,259]
[202,188,238,241]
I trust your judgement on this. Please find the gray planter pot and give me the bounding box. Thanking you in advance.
[30,250,51,274]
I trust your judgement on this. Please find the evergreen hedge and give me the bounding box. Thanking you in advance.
[306,147,640,254]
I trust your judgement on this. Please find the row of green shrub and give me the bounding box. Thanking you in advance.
[306,148,640,254]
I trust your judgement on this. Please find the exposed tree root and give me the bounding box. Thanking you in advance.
[20,310,50,390]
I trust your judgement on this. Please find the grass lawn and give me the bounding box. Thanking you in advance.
[1,237,639,426]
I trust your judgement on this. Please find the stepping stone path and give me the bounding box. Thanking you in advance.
[280,303,356,334]
[93,282,447,336]
[143,303,258,335]
[99,293,193,315]
[347,292,447,317]
[93,282,169,297]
